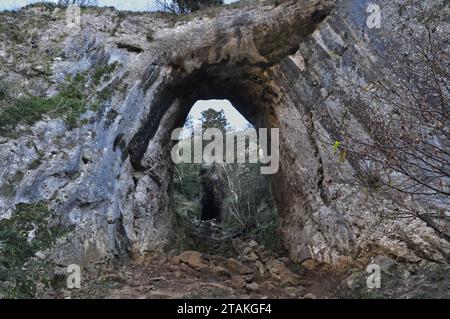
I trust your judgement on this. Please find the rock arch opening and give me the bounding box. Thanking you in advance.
[122,57,292,260]
[1,1,446,287]
[120,0,371,266]
[168,98,280,252]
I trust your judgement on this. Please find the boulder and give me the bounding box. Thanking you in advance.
[248,240,259,248]
[245,282,260,293]
[267,259,300,286]
[225,258,253,275]
[211,265,230,278]
[255,260,266,275]
[173,251,208,271]
[228,275,246,290]
[301,259,316,271]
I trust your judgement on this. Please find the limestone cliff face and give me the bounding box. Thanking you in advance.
[0,0,448,269]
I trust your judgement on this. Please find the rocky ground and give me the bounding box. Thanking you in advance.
[45,232,344,299]
[41,229,450,299]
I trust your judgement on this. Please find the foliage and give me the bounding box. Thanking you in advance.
[57,0,98,6]
[0,73,87,135]
[92,61,120,86]
[217,162,275,228]
[0,202,69,298]
[156,0,224,14]
[344,1,448,196]
[214,160,282,251]
[0,60,119,137]
[342,261,450,299]
[171,106,280,249]
[199,108,229,161]
[24,2,59,10]
[247,202,282,251]
[172,160,281,250]
[173,163,201,202]
[0,170,24,197]
[200,108,229,133]
[318,0,449,235]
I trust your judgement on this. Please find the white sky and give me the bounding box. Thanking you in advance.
[0,0,238,11]
[188,100,250,132]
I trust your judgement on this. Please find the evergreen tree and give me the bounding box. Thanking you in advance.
[200,108,229,133]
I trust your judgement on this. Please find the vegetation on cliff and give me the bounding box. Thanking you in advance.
[0,61,120,137]
[0,202,70,298]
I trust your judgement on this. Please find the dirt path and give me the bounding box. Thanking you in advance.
[55,239,344,299]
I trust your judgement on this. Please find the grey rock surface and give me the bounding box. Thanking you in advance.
[0,0,448,270]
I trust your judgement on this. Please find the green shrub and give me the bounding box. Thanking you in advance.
[97,86,113,101]
[0,73,91,136]
[92,61,119,86]
[0,57,123,137]
[0,202,70,298]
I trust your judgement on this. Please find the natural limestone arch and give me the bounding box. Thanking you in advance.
[110,0,449,268]
[115,0,346,266]
[51,0,448,268]
[1,0,448,271]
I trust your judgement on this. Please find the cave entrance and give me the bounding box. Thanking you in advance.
[126,60,290,258]
[170,99,280,250]
[199,164,222,222]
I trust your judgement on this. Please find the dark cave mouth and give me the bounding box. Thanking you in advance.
[199,160,223,223]
[200,188,221,222]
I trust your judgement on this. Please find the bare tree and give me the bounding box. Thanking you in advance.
[216,161,272,228]
[156,0,223,14]
[316,0,449,238]
[57,0,98,6]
